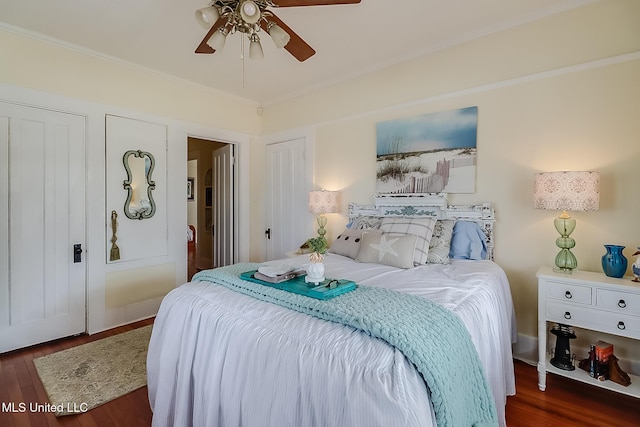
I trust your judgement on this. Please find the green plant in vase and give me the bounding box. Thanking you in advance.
[305,237,327,285]
[306,237,328,263]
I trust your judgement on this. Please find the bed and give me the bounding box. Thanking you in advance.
[147,194,516,427]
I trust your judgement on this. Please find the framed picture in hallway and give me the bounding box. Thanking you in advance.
[187,177,195,201]
[375,106,478,194]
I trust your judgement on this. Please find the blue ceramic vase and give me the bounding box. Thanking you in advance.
[601,244,627,278]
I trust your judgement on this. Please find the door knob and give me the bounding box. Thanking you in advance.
[73,244,83,263]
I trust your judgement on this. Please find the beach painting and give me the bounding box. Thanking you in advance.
[376,106,478,194]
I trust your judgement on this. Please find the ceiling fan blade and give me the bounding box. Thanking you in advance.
[195,17,229,54]
[273,0,361,6]
[260,14,316,62]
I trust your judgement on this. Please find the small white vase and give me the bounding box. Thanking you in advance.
[305,262,325,285]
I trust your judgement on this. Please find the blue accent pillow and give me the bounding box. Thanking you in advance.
[449,221,487,260]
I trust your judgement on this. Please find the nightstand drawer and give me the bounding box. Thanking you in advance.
[547,301,640,339]
[546,300,593,325]
[546,280,592,305]
[588,310,640,340]
[597,289,640,316]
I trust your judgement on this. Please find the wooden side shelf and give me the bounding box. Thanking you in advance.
[545,354,640,398]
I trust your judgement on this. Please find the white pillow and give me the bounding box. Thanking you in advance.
[328,228,366,259]
[379,217,437,265]
[356,232,417,269]
[349,215,383,230]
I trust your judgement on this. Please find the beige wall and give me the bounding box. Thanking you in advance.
[261,0,640,348]
[0,29,260,133]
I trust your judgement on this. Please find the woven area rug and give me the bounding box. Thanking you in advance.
[33,325,152,416]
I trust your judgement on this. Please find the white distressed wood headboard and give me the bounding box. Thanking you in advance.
[348,193,496,260]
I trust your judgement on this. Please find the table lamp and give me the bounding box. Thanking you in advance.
[308,190,339,243]
[534,171,600,272]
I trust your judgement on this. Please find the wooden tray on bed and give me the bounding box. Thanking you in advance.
[240,270,356,300]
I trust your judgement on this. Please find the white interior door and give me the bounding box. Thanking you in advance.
[212,144,234,268]
[265,138,309,260]
[0,102,86,353]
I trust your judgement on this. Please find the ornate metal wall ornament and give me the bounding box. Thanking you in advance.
[123,150,156,220]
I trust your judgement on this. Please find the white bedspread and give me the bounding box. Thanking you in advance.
[148,255,516,427]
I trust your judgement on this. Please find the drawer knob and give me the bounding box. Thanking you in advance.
[564,311,572,320]
[618,299,626,308]
[618,321,626,330]
[565,291,573,299]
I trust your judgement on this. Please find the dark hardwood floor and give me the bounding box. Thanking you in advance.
[506,359,640,426]
[1,318,154,427]
[1,317,638,426]
[188,239,209,281]
[188,239,199,281]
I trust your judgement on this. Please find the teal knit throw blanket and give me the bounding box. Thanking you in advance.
[193,263,498,427]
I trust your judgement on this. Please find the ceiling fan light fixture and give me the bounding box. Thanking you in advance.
[195,6,220,29]
[208,28,228,51]
[249,34,264,60]
[196,0,355,61]
[240,1,261,24]
[267,22,290,49]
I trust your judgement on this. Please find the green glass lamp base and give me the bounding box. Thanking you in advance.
[553,212,578,273]
[554,249,578,273]
[316,214,328,244]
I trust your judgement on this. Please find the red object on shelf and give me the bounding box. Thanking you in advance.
[594,340,613,380]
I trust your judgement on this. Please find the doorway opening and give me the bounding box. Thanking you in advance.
[187,137,236,280]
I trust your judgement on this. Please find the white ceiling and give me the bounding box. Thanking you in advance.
[0,0,593,105]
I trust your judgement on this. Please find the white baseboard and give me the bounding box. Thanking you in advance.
[512,333,538,366]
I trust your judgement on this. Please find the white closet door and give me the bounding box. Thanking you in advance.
[0,102,86,353]
[265,138,309,260]
[212,144,234,268]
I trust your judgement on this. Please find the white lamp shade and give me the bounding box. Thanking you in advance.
[249,36,264,59]
[534,171,600,212]
[308,191,339,214]
[268,23,291,48]
[195,6,220,29]
[208,29,227,51]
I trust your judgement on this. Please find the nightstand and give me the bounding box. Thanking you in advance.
[537,267,640,398]
[285,250,307,258]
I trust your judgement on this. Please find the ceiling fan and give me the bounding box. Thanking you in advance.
[195,0,361,62]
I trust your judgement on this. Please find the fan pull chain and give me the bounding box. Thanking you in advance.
[241,37,246,88]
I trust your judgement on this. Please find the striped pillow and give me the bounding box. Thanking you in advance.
[380,217,437,265]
